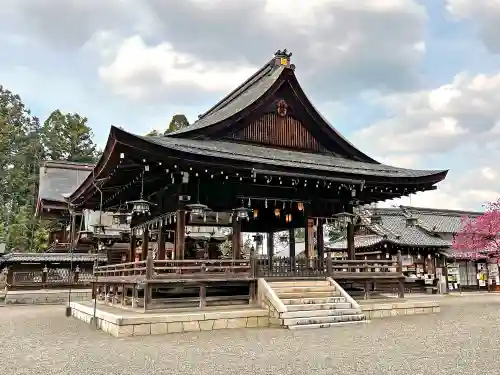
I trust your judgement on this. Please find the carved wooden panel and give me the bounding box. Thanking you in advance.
[227,113,328,152]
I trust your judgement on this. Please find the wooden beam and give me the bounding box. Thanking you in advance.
[317,219,324,259]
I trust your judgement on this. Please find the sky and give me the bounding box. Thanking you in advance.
[1,0,500,212]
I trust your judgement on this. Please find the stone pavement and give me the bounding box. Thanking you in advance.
[1,294,500,375]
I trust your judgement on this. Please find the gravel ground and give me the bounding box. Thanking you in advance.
[1,295,500,375]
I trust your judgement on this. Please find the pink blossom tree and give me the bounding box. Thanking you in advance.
[452,199,500,260]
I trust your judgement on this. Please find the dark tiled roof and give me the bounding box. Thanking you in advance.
[38,160,94,203]
[327,206,457,250]
[326,235,384,250]
[138,135,446,179]
[168,61,282,136]
[0,252,106,263]
[400,206,482,233]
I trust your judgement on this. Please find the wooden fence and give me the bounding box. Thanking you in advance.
[94,251,404,282]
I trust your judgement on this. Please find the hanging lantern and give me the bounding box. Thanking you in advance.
[253,209,259,218]
[112,212,128,225]
[233,207,249,221]
[279,234,288,244]
[186,203,209,217]
[93,224,107,235]
[274,208,281,217]
[297,202,304,211]
[126,214,132,224]
[78,230,93,241]
[385,253,390,259]
[253,233,263,245]
[128,199,154,215]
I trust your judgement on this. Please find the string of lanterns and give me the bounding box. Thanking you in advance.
[94,152,426,209]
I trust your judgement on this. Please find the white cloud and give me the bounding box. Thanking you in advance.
[98,35,257,101]
[353,71,500,155]
[446,0,500,53]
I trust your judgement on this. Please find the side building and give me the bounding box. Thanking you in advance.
[327,206,496,292]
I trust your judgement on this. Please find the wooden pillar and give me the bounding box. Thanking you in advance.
[141,228,149,261]
[175,210,186,260]
[267,232,274,272]
[129,233,136,262]
[304,210,310,260]
[158,225,166,260]
[317,219,324,260]
[232,214,242,260]
[346,204,355,260]
[289,229,296,272]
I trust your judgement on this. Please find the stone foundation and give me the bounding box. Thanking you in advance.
[360,300,440,319]
[4,289,92,305]
[70,302,270,337]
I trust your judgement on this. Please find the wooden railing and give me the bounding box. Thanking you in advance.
[257,254,403,279]
[93,250,404,282]
[94,261,147,277]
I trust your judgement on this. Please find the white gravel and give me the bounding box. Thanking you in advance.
[1,295,500,375]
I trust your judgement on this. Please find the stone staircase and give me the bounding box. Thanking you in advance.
[267,280,368,329]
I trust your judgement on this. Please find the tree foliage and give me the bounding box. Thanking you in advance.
[0,86,100,252]
[41,110,99,163]
[452,199,500,260]
[145,114,190,136]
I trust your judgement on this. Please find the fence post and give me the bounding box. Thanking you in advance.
[144,250,154,312]
[326,252,333,276]
[146,250,154,280]
[42,265,48,288]
[396,250,405,298]
[74,265,80,284]
[250,249,257,278]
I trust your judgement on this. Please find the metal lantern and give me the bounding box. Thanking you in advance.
[78,230,93,240]
[128,199,153,215]
[233,207,249,221]
[253,233,263,245]
[112,212,128,225]
[186,203,209,217]
[93,224,106,235]
[297,202,304,211]
[335,212,354,227]
[253,209,259,218]
[274,208,281,217]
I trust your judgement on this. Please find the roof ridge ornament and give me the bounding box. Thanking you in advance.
[274,49,292,68]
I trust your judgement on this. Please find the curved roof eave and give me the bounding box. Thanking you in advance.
[68,127,119,204]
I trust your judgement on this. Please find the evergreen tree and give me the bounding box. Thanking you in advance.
[41,110,98,163]
[165,114,189,135]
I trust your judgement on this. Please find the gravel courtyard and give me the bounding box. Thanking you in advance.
[1,295,500,375]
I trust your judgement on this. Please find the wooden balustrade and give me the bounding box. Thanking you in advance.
[93,250,404,283]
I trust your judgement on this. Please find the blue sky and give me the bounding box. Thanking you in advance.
[2,0,500,211]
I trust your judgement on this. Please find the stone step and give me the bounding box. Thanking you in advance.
[272,286,335,293]
[283,313,366,327]
[281,297,349,306]
[285,301,349,311]
[275,291,341,299]
[267,281,331,288]
[282,308,360,319]
[288,320,370,330]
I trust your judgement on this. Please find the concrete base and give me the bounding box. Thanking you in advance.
[358,299,440,319]
[70,301,270,337]
[3,289,92,305]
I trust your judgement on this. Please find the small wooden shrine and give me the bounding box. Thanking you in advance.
[68,50,448,268]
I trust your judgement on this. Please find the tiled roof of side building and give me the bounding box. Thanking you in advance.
[326,206,470,250]
[38,160,95,203]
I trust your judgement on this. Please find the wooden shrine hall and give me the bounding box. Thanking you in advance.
[67,49,448,309]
